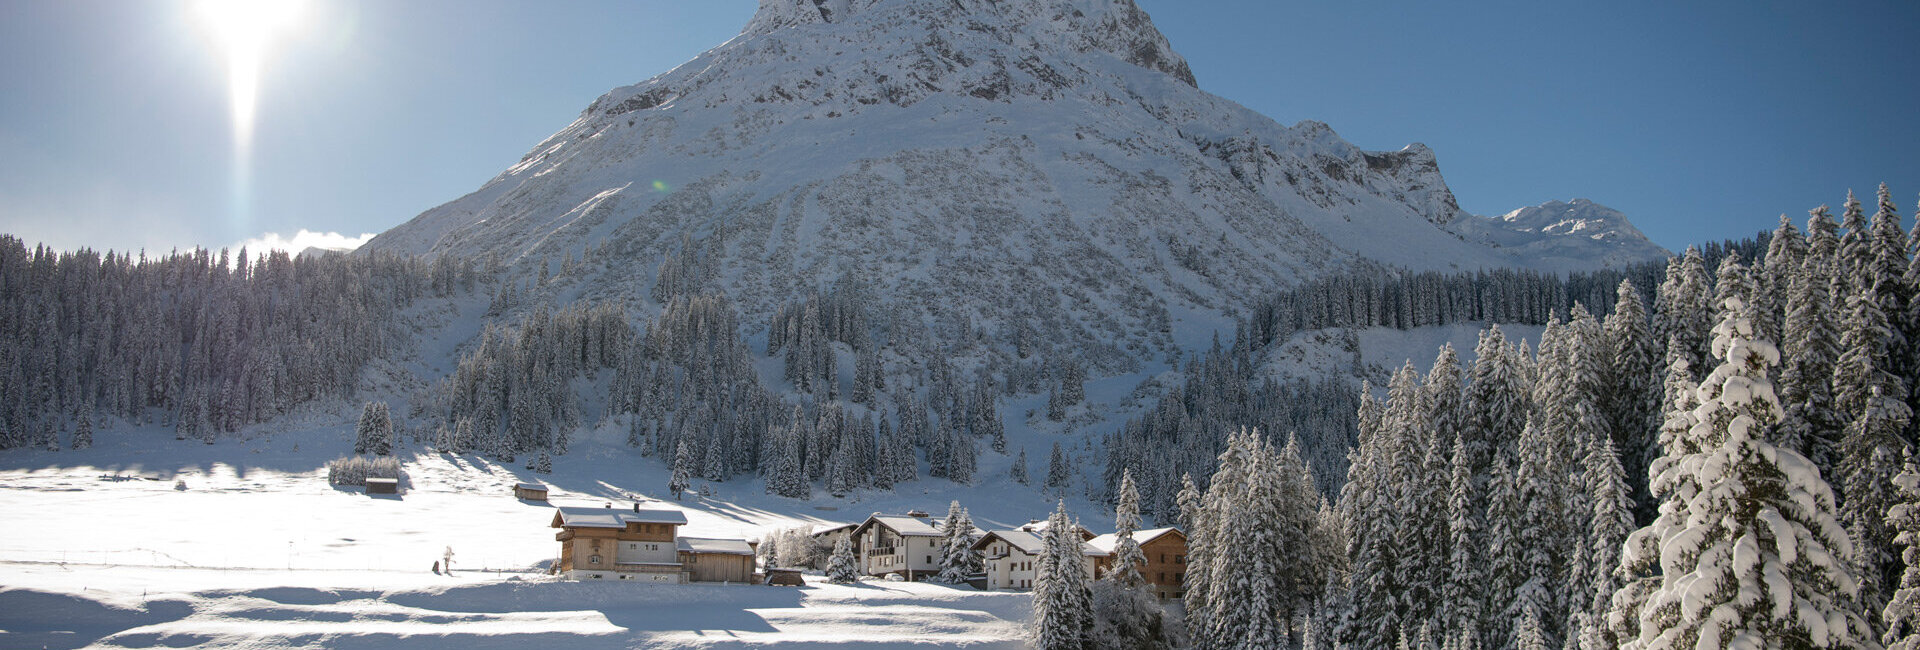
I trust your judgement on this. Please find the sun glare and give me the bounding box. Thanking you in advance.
[195,0,305,154]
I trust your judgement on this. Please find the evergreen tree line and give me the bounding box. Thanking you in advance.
[1240,236,1767,350]
[1102,335,1360,519]
[1276,186,1920,650]
[0,237,477,449]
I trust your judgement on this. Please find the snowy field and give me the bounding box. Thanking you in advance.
[0,421,1082,649]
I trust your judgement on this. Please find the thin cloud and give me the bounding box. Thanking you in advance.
[235,229,376,255]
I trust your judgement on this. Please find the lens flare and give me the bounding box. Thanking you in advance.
[195,0,304,155]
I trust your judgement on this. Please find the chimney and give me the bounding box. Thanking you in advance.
[633,502,640,513]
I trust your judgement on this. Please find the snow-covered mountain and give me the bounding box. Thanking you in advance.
[364,0,1664,363]
[1448,199,1670,273]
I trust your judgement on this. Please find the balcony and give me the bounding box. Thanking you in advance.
[556,530,576,542]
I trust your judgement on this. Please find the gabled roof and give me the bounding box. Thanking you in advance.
[853,514,944,538]
[1086,527,1185,554]
[515,482,548,491]
[972,530,1108,558]
[676,537,757,556]
[811,522,857,538]
[550,506,688,529]
[972,530,1045,556]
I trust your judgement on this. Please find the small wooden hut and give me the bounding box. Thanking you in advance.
[365,477,399,494]
[515,482,549,501]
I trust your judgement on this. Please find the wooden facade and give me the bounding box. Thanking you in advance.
[1090,527,1187,600]
[549,505,757,584]
[514,482,549,501]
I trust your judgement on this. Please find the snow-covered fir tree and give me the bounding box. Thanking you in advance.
[354,401,393,456]
[1107,468,1149,587]
[1441,432,1486,647]
[1046,442,1072,494]
[669,439,694,500]
[1782,208,1844,478]
[1602,279,1661,525]
[827,533,859,584]
[70,414,91,450]
[1012,447,1031,486]
[1886,455,1920,650]
[936,501,981,584]
[1842,380,1914,628]
[1611,294,1873,649]
[532,450,552,474]
[1574,435,1632,650]
[1031,501,1093,650]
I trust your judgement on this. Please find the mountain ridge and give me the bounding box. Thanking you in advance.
[363,0,1665,367]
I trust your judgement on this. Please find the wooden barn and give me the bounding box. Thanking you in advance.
[364,477,398,494]
[677,537,758,583]
[514,482,549,501]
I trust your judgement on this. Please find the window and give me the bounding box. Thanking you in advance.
[589,555,603,564]
[927,555,933,564]
[1176,554,1185,564]
[1158,572,1165,582]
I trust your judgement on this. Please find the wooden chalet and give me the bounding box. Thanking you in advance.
[850,512,945,579]
[1088,527,1188,600]
[549,504,759,584]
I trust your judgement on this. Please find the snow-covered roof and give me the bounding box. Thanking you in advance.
[811,522,857,537]
[551,506,688,529]
[973,530,1108,558]
[514,482,548,491]
[858,515,944,537]
[676,537,757,556]
[1086,527,1183,554]
[973,530,1045,556]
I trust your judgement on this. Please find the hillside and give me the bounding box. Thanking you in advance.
[363,0,1664,367]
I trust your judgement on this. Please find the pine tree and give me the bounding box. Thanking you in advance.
[1763,213,1809,344]
[936,501,981,584]
[1031,501,1093,650]
[1576,436,1632,650]
[1046,442,1071,494]
[1011,447,1031,486]
[1885,455,1920,650]
[827,533,860,584]
[1612,294,1873,649]
[1842,381,1914,628]
[70,413,91,450]
[1782,219,1844,479]
[533,450,552,474]
[1466,326,1528,475]
[1441,433,1485,646]
[354,401,393,456]
[669,439,693,500]
[1603,279,1661,525]
[1107,468,1148,588]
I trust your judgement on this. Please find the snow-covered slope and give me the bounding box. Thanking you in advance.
[1448,199,1669,273]
[362,0,1661,364]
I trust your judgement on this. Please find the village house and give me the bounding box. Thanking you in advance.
[970,528,1106,591]
[849,511,944,579]
[1089,527,1188,600]
[549,504,757,583]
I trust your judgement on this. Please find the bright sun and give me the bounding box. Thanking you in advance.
[194,0,306,152]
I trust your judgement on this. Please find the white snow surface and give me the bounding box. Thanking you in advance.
[0,422,1102,649]
[361,0,1663,366]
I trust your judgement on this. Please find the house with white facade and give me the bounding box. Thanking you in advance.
[971,528,1107,591]
[849,512,945,579]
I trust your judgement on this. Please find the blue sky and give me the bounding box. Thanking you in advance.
[0,0,1914,255]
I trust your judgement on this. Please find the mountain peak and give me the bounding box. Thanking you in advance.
[741,0,1196,87]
